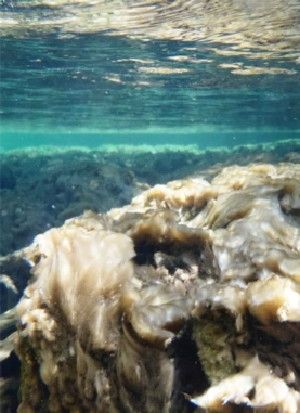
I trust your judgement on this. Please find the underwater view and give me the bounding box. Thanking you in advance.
[0,0,300,412]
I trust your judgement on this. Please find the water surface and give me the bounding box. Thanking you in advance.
[1,0,299,148]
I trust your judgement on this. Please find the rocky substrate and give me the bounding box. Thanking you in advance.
[1,140,299,259]
[3,161,299,413]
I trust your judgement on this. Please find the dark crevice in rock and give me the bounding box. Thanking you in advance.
[168,323,209,413]
[247,314,300,390]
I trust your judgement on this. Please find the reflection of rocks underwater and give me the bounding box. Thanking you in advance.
[1,156,300,412]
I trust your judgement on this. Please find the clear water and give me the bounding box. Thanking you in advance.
[0,4,299,410]
[0,4,300,413]
[0,0,300,256]
[0,0,300,413]
[0,0,300,150]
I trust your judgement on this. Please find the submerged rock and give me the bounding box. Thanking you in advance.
[0,166,16,190]
[12,163,300,412]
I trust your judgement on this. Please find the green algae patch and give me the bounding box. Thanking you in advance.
[193,313,237,385]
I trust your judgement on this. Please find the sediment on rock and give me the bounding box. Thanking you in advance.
[12,163,300,412]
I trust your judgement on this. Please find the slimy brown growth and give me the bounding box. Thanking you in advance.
[15,163,300,412]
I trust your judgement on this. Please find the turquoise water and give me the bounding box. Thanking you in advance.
[0,4,299,411]
[1,0,300,150]
[0,0,300,256]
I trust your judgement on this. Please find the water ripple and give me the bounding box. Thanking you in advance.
[1,0,299,62]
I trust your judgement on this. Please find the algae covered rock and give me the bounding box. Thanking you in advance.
[14,163,300,412]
